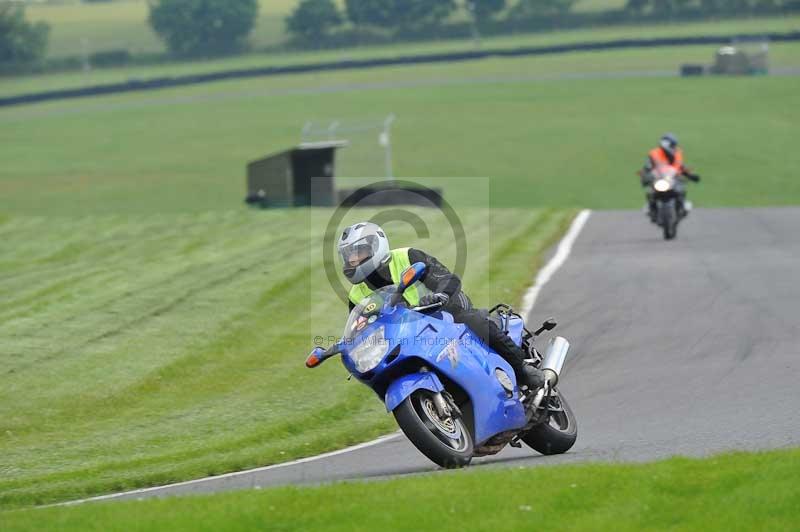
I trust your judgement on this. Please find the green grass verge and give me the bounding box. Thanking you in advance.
[0,206,575,509]
[2,49,799,214]
[4,13,799,97]
[4,448,799,530]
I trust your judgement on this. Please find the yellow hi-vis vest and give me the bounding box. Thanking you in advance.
[348,248,430,307]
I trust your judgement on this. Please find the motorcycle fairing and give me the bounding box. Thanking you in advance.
[341,306,528,446]
[384,372,444,412]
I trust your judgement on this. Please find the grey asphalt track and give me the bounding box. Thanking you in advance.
[102,207,800,502]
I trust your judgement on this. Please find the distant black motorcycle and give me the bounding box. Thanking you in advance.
[643,165,692,240]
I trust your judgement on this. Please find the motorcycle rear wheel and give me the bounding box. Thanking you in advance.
[394,389,473,468]
[521,390,577,455]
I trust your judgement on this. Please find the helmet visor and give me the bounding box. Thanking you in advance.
[340,235,380,275]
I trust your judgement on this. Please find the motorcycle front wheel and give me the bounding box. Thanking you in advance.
[394,389,473,468]
[521,389,577,455]
[658,200,678,240]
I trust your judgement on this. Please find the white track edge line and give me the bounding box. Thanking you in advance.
[57,209,591,507]
[58,432,402,506]
[520,209,591,319]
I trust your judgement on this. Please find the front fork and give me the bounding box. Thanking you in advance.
[431,390,462,420]
[431,392,450,418]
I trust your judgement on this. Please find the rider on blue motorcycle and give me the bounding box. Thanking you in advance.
[338,222,545,391]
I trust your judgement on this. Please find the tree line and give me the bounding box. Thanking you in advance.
[2,0,798,71]
[287,0,799,46]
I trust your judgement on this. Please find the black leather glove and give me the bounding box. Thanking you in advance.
[686,172,700,182]
[419,292,449,307]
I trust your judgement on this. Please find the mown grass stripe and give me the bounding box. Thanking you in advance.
[0,208,570,509]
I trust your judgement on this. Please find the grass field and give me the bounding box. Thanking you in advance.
[4,13,799,97]
[0,205,575,508]
[2,48,800,214]
[3,448,799,530]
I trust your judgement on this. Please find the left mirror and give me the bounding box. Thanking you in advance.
[398,262,427,292]
[306,346,326,368]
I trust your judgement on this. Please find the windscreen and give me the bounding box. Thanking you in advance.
[342,286,396,341]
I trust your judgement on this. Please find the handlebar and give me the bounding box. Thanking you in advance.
[410,301,445,313]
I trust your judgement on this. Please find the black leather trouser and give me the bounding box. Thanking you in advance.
[444,293,529,378]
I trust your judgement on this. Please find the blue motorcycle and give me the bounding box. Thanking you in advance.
[306,262,577,468]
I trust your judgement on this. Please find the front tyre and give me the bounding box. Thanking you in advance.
[521,390,577,455]
[659,200,678,240]
[393,389,473,468]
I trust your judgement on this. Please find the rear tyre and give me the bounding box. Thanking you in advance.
[521,390,577,455]
[394,389,473,468]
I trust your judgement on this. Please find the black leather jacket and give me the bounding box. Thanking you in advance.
[347,248,470,312]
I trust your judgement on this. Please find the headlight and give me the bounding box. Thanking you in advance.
[348,326,388,373]
[654,179,671,192]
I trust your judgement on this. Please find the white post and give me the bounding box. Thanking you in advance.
[81,38,91,74]
[327,121,340,141]
[301,121,313,143]
[380,114,396,182]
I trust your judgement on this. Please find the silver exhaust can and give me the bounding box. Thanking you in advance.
[541,336,570,386]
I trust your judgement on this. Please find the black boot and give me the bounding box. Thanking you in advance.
[519,365,545,391]
[491,330,545,391]
[456,310,547,392]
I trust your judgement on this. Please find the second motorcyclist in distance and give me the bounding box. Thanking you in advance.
[638,132,701,221]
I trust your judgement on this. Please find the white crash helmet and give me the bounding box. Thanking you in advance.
[338,222,390,284]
